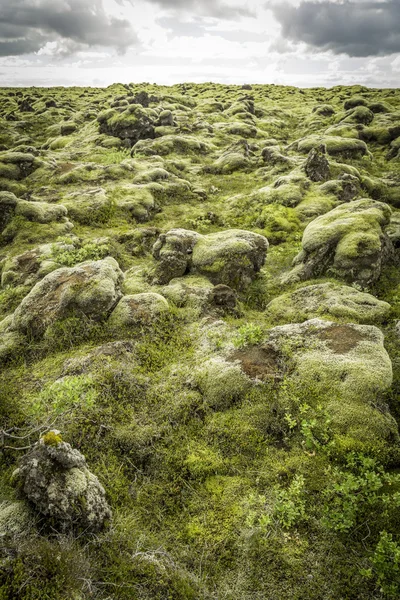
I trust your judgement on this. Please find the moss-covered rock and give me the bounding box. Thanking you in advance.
[304,145,331,182]
[192,229,268,290]
[266,319,398,456]
[296,135,368,159]
[194,357,252,410]
[0,191,18,232]
[13,433,112,532]
[266,282,391,324]
[0,242,71,287]
[0,501,34,538]
[62,188,114,225]
[109,292,169,327]
[286,199,392,287]
[11,257,123,337]
[15,200,68,224]
[98,103,156,146]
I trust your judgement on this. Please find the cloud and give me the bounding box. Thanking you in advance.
[146,0,254,19]
[271,0,400,57]
[0,0,137,57]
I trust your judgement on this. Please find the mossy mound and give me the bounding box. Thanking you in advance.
[287,198,393,287]
[296,135,368,158]
[10,257,123,338]
[266,282,391,324]
[266,319,397,455]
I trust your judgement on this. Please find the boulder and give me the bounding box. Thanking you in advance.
[266,282,391,324]
[11,257,123,338]
[152,229,201,285]
[98,104,155,146]
[286,199,392,287]
[109,293,169,327]
[191,230,268,289]
[15,200,68,224]
[13,431,111,533]
[152,228,268,289]
[304,145,331,182]
[296,135,368,159]
[263,319,398,454]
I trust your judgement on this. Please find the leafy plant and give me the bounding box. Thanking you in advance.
[233,323,263,348]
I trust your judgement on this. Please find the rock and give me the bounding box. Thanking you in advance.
[152,228,268,290]
[304,145,331,182]
[62,188,113,225]
[286,198,393,287]
[210,284,239,315]
[11,257,123,338]
[191,229,268,289]
[0,242,72,288]
[296,135,368,159]
[162,275,214,310]
[0,191,18,232]
[0,501,34,538]
[262,146,292,167]
[98,104,155,146]
[0,152,40,179]
[320,173,360,202]
[15,200,68,224]
[266,282,391,324]
[14,432,111,533]
[0,316,25,363]
[313,104,335,117]
[109,293,169,327]
[152,229,201,285]
[264,319,398,454]
[194,357,252,410]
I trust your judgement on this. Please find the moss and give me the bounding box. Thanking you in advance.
[266,282,391,324]
[297,135,368,158]
[41,430,63,446]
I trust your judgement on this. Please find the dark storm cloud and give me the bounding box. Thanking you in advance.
[271,0,400,57]
[0,0,137,56]
[147,0,254,19]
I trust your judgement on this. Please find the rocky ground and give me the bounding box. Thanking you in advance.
[0,82,400,599]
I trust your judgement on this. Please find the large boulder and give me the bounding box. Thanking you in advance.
[266,282,391,324]
[97,104,155,146]
[11,257,123,337]
[295,135,368,159]
[238,320,397,455]
[152,229,201,285]
[285,199,392,287]
[152,229,268,289]
[191,230,268,289]
[13,431,112,533]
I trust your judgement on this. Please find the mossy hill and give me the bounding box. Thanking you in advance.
[1,82,400,599]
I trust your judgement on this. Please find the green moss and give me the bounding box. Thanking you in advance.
[41,430,63,446]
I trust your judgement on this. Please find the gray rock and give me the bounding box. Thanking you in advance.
[304,145,331,182]
[14,432,111,533]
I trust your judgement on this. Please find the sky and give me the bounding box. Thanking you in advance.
[0,0,399,88]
